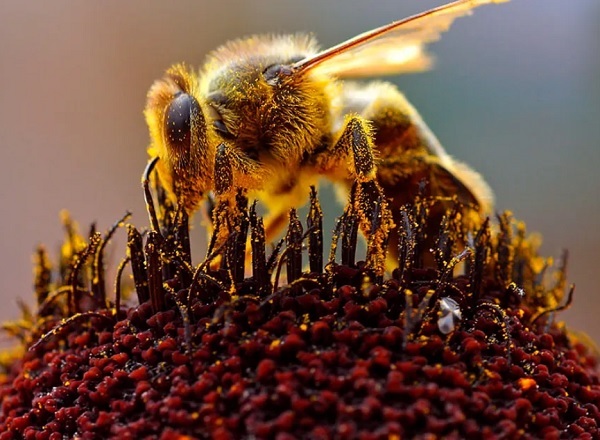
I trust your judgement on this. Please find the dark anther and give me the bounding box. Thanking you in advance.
[396,208,416,284]
[34,245,52,306]
[127,225,149,304]
[92,212,132,307]
[226,193,249,284]
[470,218,491,301]
[307,187,323,274]
[68,232,102,315]
[249,202,268,294]
[114,256,131,319]
[495,212,513,287]
[145,230,164,314]
[286,209,303,284]
[340,204,358,268]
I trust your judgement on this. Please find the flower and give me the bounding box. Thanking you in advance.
[1,185,599,439]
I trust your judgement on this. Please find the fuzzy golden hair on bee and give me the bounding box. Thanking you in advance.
[201,33,321,74]
[199,33,338,160]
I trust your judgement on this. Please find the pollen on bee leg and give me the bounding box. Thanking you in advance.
[207,142,245,272]
[348,119,376,181]
[331,115,393,276]
[214,143,234,197]
[333,115,377,181]
[352,180,394,277]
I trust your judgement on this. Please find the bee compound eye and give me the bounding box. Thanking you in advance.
[164,93,202,151]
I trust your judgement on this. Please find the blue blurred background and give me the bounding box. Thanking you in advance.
[0,1,598,343]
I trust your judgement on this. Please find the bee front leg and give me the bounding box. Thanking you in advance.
[329,116,395,275]
[207,143,247,261]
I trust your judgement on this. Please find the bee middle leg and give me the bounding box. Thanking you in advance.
[325,115,395,275]
[206,143,249,266]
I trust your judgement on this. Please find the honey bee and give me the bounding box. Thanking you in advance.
[144,0,503,272]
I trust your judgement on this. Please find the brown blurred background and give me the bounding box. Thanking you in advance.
[0,1,598,343]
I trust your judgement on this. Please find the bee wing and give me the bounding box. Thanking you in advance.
[293,0,508,78]
[429,158,494,215]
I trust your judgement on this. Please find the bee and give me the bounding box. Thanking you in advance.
[144,0,503,272]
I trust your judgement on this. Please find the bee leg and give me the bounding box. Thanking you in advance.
[214,143,235,198]
[332,116,394,275]
[205,143,236,263]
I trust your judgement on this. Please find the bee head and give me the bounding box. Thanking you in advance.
[145,64,218,213]
[201,35,335,170]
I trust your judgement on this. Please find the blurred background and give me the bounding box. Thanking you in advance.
[0,1,598,343]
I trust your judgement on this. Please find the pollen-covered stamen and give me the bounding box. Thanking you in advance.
[127,225,149,304]
[92,211,132,306]
[307,187,324,274]
[340,200,359,267]
[33,245,52,306]
[249,202,268,293]
[470,218,491,301]
[145,231,164,314]
[5,182,599,438]
[224,193,249,284]
[396,208,417,283]
[285,209,303,284]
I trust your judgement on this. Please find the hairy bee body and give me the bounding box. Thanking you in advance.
[145,0,504,270]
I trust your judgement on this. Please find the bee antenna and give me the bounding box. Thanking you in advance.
[142,157,162,233]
